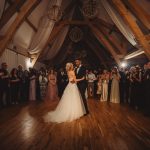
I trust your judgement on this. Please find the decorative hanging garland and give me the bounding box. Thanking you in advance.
[82,0,98,19]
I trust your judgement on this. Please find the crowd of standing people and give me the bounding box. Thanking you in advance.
[0,61,150,116]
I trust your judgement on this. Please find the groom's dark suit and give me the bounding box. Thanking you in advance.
[75,65,89,114]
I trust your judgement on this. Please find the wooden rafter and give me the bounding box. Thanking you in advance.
[112,0,150,59]
[0,0,42,57]
[25,18,37,32]
[95,25,127,55]
[145,34,150,42]
[93,18,120,33]
[126,0,150,29]
[88,23,121,65]
[84,39,108,68]
[0,0,26,30]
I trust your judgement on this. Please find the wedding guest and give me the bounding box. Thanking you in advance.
[57,68,68,97]
[24,70,30,101]
[29,69,37,101]
[110,67,120,103]
[124,68,130,103]
[17,64,25,102]
[45,69,59,102]
[97,74,102,99]
[0,63,10,107]
[101,69,109,102]
[87,70,96,98]
[119,68,126,103]
[130,66,142,109]
[143,62,150,116]
[93,70,99,97]
[39,71,48,100]
[10,68,20,104]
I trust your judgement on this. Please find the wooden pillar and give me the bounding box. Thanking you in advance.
[112,0,150,59]
[0,0,42,57]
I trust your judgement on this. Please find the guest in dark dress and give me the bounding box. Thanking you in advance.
[0,62,10,107]
[10,68,20,104]
[119,68,126,103]
[143,62,150,116]
[24,70,30,102]
[130,66,142,109]
[17,65,25,102]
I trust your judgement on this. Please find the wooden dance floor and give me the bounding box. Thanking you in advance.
[0,100,150,150]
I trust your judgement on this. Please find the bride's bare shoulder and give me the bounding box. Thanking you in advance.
[68,70,74,74]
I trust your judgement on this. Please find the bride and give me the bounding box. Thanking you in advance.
[43,63,86,123]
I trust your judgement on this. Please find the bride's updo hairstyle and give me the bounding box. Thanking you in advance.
[66,63,73,72]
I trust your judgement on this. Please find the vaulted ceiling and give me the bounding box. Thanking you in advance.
[0,0,150,68]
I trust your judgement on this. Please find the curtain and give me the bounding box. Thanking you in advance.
[100,0,137,46]
[41,8,75,61]
[0,0,5,19]
[44,25,69,60]
[28,0,62,54]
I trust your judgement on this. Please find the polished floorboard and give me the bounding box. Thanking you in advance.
[0,100,150,150]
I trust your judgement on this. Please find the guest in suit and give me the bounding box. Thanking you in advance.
[57,68,68,97]
[119,68,126,103]
[0,63,10,107]
[75,58,89,114]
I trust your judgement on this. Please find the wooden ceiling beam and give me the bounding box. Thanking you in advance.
[25,18,37,32]
[0,0,42,57]
[145,34,150,42]
[95,25,127,55]
[126,0,150,29]
[112,0,150,59]
[0,0,26,30]
[93,18,120,33]
[84,39,108,68]
[88,23,121,65]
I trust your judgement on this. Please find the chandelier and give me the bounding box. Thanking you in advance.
[47,0,62,22]
[82,0,98,19]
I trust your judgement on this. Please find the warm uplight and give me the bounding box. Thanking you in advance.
[26,58,33,68]
[120,62,127,68]
[124,50,144,60]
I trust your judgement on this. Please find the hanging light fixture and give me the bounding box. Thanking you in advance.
[47,0,62,22]
[82,0,98,19]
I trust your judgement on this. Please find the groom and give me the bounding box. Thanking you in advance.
[75,58,89,114]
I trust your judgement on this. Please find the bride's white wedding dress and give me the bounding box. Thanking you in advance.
[43,71,86,123]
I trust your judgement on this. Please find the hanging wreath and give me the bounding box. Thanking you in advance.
[82,0,98,19]
[69,27,83,43]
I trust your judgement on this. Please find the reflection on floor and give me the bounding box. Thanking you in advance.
[0,100,150,150]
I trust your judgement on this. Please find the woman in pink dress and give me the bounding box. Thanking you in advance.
[45,69,59,102]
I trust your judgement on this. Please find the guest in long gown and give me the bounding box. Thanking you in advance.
[45,69,59,102]
[29,69,37,101]
[130,66,142,109]
[101,70,109,102]
[39,72,48,100]
[110,67,121,103]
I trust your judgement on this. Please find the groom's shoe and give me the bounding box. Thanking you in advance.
[84,112,89,116]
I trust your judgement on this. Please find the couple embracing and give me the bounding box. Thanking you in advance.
[44,59,89,123]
